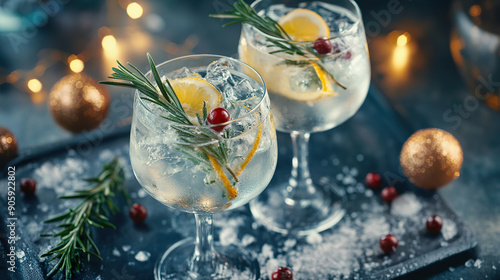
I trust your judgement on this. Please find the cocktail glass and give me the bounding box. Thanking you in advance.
[239,0,370,235]
[130,54,277,279]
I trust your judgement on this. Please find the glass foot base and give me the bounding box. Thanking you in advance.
[154,238,260,280]
[249,181,346,236]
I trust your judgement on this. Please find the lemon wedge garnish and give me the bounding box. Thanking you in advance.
[278,8,330,41]
[169,77,222,122]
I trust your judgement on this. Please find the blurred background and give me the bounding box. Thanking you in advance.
[1,0,499,278]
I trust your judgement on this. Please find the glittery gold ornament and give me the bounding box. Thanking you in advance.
[400,128,463,189]
[0,127,18,166]
[49,73,110,133]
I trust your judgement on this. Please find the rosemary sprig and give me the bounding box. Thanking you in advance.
[40,158,129,279]
[99,54,239,183]
[210,0,346,89]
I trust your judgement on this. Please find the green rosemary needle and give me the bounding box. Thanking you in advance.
[40,158,129,279]
[210,0,346,89]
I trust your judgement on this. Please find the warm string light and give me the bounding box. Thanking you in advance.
[0,4,200,106]
[68,56,85,73]
[27,79,42,93]
[101,35,118,51]
[127,2,143,19]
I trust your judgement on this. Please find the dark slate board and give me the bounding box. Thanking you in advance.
[0,85,476,280]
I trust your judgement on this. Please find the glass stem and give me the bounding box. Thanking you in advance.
[285,132,316,204]
[190,214,217,276]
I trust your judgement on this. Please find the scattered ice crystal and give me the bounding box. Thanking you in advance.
[16,251,25,259]
[112,248,121,257]
[364,189,374,197]
[465,259,474,267]
[135,251,151,262]
[219,227,237,246]
[350,168,358,176]
[305,233,323,245]
[137,189,147,198]
[441,219,457,241]
[390,193,422,217]
[122,245,131,252]
[241,234,256,247]
[283,239,297,251]
[356,154,364,162]
[38,203,49,212]
[473,259,483,269]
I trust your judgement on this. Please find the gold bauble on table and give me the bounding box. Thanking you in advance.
[400,128,463,190]
[0,127,18,167]
[49,73,110,133]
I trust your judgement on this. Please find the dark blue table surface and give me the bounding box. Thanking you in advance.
[0,0,499,279]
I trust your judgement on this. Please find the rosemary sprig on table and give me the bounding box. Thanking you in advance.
[40,158,129,279]
[210,0,346,89]
[99,54,239,182]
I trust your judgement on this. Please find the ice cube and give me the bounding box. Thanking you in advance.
[166,67,199,80]
[288,65,322,93]
[229,79,255,102]
[205,58,237,88]
[266,4,287,20]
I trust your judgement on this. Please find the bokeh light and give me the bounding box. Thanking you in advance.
[397,34,408,47]
[102,35,118,51]
[27,79,42,93]
[127,2,143,19]
[69,58,85,73]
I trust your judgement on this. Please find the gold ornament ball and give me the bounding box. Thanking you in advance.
[0,127,18,166]
[49,73,110,133]
[400,128,463,190]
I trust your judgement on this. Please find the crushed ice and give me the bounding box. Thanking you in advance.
[134,251,151,262]
[390,193,422,217]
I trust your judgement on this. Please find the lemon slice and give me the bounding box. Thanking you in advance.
[278,8,330,41]
[169,77,222,122]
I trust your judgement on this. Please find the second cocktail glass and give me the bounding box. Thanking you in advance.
[238,0,370,235]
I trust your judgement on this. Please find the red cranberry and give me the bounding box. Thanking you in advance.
[380,234,398,254]
[207,107,231,132]
[271,267,293,280]
[426,215,443,235]
[20,178,36,196]
[313,37,332,55]
[365,172,382,189]
[129,203,147,223]
[381,186,398,202]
